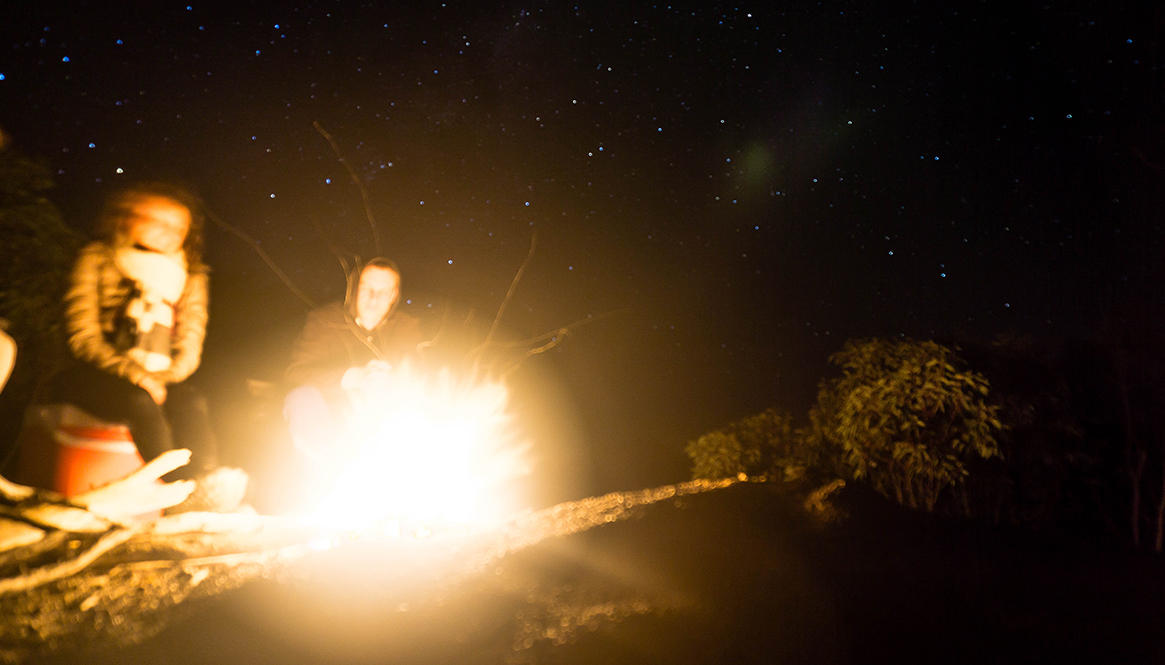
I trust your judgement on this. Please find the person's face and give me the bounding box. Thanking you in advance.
[355,266,400,329]
[128,196,191,254]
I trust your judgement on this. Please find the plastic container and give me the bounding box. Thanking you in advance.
[14,404,146,497]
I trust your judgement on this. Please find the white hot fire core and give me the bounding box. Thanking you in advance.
[300,361,530,533]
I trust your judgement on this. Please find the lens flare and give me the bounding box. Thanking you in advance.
[299,361,530,533]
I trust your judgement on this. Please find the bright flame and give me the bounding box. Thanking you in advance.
[300,361,530,533]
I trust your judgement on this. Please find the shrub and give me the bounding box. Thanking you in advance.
[686,408,800,481]
[813,338,1003,512]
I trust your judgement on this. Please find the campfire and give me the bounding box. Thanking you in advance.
[300,361,531,537]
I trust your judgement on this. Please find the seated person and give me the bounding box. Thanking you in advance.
[46,182,220,482]
[283,259,424,475]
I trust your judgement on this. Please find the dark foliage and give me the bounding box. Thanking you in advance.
[688,338,1003,513]
[0,142,81,458]
[685,408,798,482]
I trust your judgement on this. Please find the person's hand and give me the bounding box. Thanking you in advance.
[341,361,394,391]
[365,359,392,374]
[138,375,168,405]
[340,366,363,391]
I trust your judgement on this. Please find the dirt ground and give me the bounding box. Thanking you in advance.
[25,482,1165,664]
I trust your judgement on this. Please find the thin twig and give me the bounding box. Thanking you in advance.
[491,310,622,349]
[470,231,537,377]
[313,121,383,255]
[416,302,452,352]
[0,531,67,570]
[309,215,356,276]
[206,208,317,309]
[500,331,569,380]
[498,312,622,380]
[108,542,315,573]
[0,527,140,596]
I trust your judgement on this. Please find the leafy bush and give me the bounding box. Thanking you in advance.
[686,408,800,481]
[686,338,1004,515]
[812,338,1003,511]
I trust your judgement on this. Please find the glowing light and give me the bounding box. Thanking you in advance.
[300,362,530,533]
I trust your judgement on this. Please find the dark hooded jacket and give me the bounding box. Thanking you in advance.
[284,265,423,395]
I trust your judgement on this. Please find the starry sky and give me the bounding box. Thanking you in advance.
[2,1,1162,491]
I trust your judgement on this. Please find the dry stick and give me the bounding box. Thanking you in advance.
[0,531,67,571]
[417,302,452,352]
[469,231,538,379]
[492,310,621,348]
[499,312,621,380]
[0,527,140,595]
[206,208,317,309]
[500,332,569,381]
[0,476,38,504]
[313,121,382,256]
[108,541,316,574]
[309,215,356,277]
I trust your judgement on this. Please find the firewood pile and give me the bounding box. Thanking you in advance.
[0,450,322,662]
[0,448,742,663]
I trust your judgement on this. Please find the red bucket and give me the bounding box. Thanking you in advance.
[14,405,146,497]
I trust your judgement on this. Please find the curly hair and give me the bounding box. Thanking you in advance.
[97,181,206,268]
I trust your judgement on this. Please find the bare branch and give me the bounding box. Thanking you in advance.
[0,530,66,569]
[308,214,356,276]
[499,331,569,381]
[313,121,383,255]
[497,312,621,380]
[206,208,318,309]
[416,302,452,353]
[0,526,139,596]
[493,310,622,349]
[470,230,537,377]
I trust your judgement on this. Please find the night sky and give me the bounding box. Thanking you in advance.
[2,1,1162,493]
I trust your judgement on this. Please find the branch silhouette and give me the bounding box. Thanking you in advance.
[313,121,383,255]
[469,230,537,378]
[205,208,317,309]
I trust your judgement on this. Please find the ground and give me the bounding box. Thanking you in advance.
[23,482,1165,664]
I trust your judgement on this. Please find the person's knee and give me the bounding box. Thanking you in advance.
[124,388,164,420]
[169,384,209,414]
